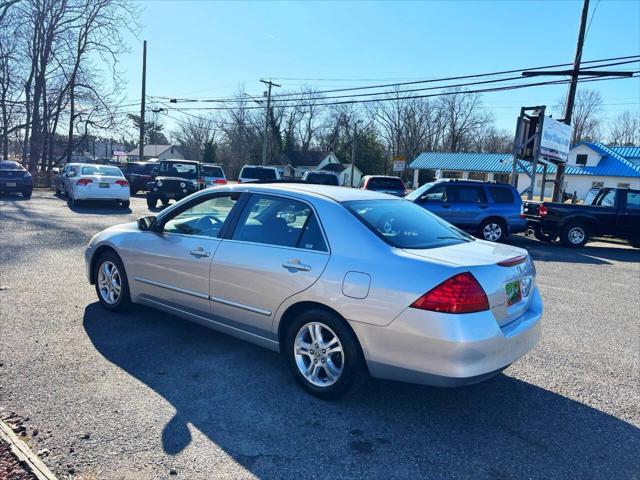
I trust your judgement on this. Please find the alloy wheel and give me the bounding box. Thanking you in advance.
[97,261,122,305]
[568,226,585,245]
[294,322,344,387]
[483,223,502,241]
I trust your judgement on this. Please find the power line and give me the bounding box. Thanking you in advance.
[153,54,638,104]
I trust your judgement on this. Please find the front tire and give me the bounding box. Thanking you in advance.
[161,197,170,207]
[94,251,131,311]
[147,195,157,209]
[283,309,367,399]
[479,219,507,242]
[560,222,589,248]
[534,229,556,243]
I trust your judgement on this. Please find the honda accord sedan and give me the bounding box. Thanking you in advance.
[85,184,542,398]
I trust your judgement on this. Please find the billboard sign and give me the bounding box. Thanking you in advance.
[392,156,406,172]
[540,116,572,163]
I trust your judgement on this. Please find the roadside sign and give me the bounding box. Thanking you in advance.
[113,150,127,156]
[540,116,572,163]
[392,160,406,172]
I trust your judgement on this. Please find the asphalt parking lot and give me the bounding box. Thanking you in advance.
[1,190,639,480]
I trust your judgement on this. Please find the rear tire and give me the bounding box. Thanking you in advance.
[161,197,170,207]
[478,218,507,242]
[67,195,77,207]
[122,200,130,208]
[146,195,157,209]
[22,190,32,199]
[93,251,131,312]
[534,229,556,243]
[560,222,589,248]
[283,308,368,399]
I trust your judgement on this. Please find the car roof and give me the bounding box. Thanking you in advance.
[161,159,198,164]
[228,183,403,202]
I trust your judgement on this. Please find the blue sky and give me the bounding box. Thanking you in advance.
[119,0,640,134]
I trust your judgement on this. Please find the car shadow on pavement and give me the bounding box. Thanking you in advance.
[67,202,132,215]
[508,235,640,265]
[83,303,639,479]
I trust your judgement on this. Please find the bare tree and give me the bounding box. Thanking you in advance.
[172,114,217,161]
[557,88,603,144]
[437,88,492,152]
[608,111,640,146]
[473,126,513,153]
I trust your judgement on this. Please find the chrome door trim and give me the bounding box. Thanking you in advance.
[221,238,330,255]
[139,297,280,351]
[210,296,272,316]
[134,276,209,300]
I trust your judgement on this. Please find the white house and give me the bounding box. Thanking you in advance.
[128,144,184,162]
[408,142,640,199]
[269,150,363,186]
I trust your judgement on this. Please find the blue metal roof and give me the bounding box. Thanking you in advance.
[611,146,640,159]
[409,142,640,178]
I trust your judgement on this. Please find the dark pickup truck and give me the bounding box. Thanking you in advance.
[524,187,640,248]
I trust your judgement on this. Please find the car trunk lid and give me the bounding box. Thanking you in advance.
[404,240,536,327]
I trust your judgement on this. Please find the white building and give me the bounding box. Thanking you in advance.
[270,150,363,186]
[128,144,184,162]
[409,142,640,199]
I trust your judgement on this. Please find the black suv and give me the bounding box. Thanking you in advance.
[146,160,202,208]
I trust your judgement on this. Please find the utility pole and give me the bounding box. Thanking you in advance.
[350,121,358,187]
[139,40,147,161]
[522,0,632,201]
[260,79,280,166]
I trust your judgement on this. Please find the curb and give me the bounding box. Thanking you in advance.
[0,419,58,480]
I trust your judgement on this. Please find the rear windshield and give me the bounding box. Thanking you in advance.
[81,166,123,176]
[344,199,473,249]
[306,173,339,185]
[241,167,276,180]
[129,163,157,174]
[160,162,198,179]
[202,165,224,177]
[0,161,23,170]
[367,177,405,190]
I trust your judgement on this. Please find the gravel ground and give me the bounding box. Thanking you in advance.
[1,190,639,480]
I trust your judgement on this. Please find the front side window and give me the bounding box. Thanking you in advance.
[448,186,487,203]
[163,194,239,238]
[233,194,327,251]
[344,199,473,249]
[597,190,617,207]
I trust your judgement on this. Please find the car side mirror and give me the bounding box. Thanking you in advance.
[138,215,157,231]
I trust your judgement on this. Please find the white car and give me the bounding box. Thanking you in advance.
[238,165,282,183]
[66,164,130,208]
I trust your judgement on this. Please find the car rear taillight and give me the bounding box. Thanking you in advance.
[410,272,489,314]
[76,178,93,186]
[539,204,548,217]
[520,204,525,219]
[497,255,527,267]
[214,179,227,185]
[115,180,128,187]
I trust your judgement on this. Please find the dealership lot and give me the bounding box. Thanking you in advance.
[1,191,639,479]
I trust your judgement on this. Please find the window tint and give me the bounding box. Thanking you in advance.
[202,166,224,177]
[344,199,472,249]
[626,192,640,210]
[241,167,276,180]
[163,194,238,238]
[488,186,515,204]
[366,177,405,190]
[306,173,339,185]
[449,186,487,203]
[81,166,123,176]
[160,162,198,179]
[421,185,447,202]
[233,194,327,251]
[0,161,22,170]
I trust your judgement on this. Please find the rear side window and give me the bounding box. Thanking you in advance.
[626,192,640,210]
[449,186,487,203]
[241,167,276,180]
[488,186,515,204]
[233,194,327,251]
[367,177,405,190]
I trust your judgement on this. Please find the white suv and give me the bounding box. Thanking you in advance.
[238,165,282,183]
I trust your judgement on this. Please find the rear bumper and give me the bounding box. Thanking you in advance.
[509,218,528,234]
[74,187,129,201]
[351,288,543,387]
[0,179,32,192]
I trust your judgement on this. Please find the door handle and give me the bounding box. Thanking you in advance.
[189,248,210,257]
[282,260,311,272]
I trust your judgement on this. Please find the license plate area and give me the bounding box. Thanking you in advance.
[6,182,16,187]
[99,182,110,188]
[505,279,522,306]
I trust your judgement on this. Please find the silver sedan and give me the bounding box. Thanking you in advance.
[85,184,542,398]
